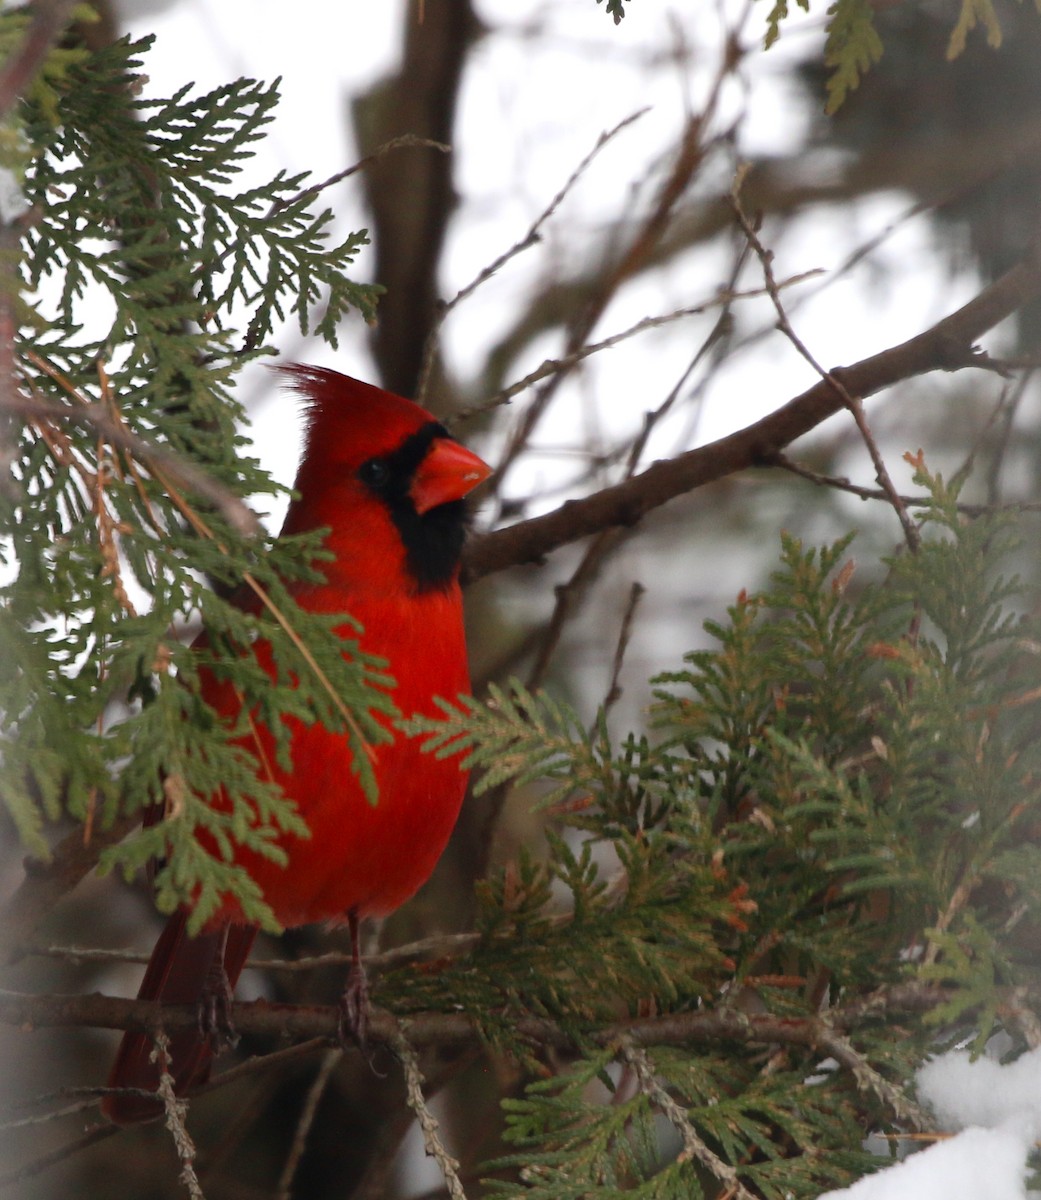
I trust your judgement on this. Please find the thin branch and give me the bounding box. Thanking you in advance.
[0,1123,117,1191]
[462,242,1041,583]
[604,581,646,713]
[771,452,1041,516]
[194,1037,330,1100]
[0,0,78,119]
[0,979,954,1056]
[274,135,451,216]
[390,1022,468,1200]
[487,247,757,696]
[451,273,819,428]
[153,1031,206,1200]
[275,1049,342,1200]
[728,171,921,553]
[490,5,753,498]
[417,108,649,403]
[621,1042,759,1200]
[0,1091,99,1130]
[19,929,487,975]
[527,530,627,690]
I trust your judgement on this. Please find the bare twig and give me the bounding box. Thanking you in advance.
[19,928,487,975]
[491,5,753,497]
[621,1042,759,1200]
[275,1049,343,1200]
[451,273,819,428]
[771,452,1041,516]
[604,582,646,713]
[462,243,1041,583]
[274,135,451,216]
[195,1037,331,1100]
[417,109,650,403]
[494,244,756,695]
[528,530,626,689]
[390,1023,468,1200]
[728,172,922,553]
[153,1031,205,1200]
[0,1091,100,1130]
[0,1123,117,1191]
[983,374,1034,506]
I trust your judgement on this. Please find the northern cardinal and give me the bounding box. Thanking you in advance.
[102,367,490,1124]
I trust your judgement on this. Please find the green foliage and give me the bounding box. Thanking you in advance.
[405,682,628,808]
[406,464,1041,1195]
[596,0,631,24]
[763,0,810,51]
[947,0,1004,58]
[602,0,1033,110]
[487,1046,871,1199]
[0,36,388,929]
[822,0,885,113]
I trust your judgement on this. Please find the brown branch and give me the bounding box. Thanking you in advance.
[5,365,264,538]
[604,581,646,713]
[622,1043,760,1198]
[462,243,1041,584]
[275,1049,342,1200]
[0,1123,118,1191]
[0,812,140,967]
[0,0,78,119]
[354,0,481,399]
[452,273,818,428]
[527,529,628,689]
[772,452,1041,515]
[728,174,922,553]
[273,134,452,215]
[0,979,950,1055]
[491,102,725,491]
[417,107,650,404]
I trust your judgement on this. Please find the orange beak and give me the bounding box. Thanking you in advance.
[410,438,492,515]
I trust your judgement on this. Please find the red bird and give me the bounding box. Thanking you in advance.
[102,367,490,1124]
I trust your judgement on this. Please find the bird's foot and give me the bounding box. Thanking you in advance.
[198,951,239,1053]
[337,958,370,1051]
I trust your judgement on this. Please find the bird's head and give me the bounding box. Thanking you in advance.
[278,365,491,595]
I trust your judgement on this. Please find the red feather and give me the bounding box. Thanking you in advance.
[102,369,489,1123]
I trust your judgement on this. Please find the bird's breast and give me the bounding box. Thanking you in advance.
[200,583,471,927]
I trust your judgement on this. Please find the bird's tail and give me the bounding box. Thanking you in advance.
[102,910,256,1125]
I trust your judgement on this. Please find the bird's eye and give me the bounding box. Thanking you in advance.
[359,458,390,490]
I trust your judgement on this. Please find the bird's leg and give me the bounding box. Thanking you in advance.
[198,925,239,1052]
[337,908,370,1049]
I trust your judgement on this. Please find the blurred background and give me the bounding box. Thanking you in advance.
[3,0,1041,1195]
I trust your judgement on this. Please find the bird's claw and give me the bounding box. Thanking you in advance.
[337,960,370,1051]
[198,955,239,1053]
